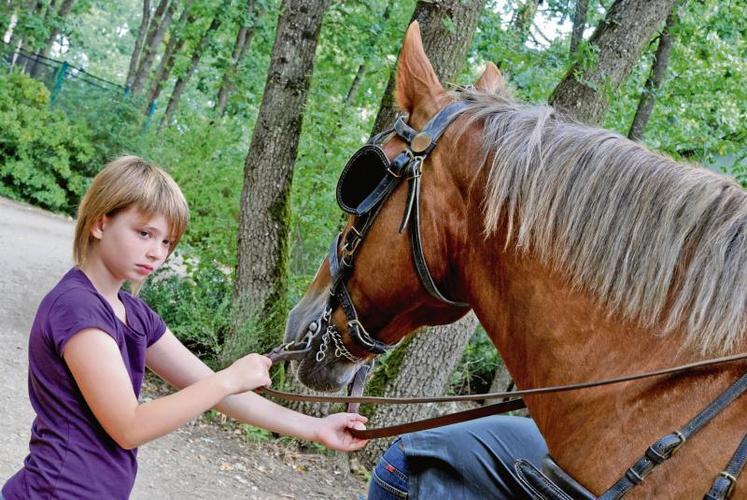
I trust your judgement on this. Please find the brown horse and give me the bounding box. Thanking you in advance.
[284,23,746,497]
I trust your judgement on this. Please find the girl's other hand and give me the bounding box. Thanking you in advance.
[221,353,272,394]
[314,413,369,452]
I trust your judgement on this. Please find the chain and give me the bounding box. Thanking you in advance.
[316,324,360,363]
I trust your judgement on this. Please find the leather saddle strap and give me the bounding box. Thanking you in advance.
[704,433,747,500]
[600,372,747,499]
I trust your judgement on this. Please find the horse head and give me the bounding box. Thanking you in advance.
[283,22,499,391]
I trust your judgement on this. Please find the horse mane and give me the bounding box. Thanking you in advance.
[455,89,746,355]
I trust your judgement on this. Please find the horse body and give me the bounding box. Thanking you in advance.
[285,22,746,497]
[418,100,747,496]
[464,239,746,496]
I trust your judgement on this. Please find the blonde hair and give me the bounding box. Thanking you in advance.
[74,156,190,268]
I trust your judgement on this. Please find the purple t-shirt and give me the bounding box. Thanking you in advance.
[3,268,166,500]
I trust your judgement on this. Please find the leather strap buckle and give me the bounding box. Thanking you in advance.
[719,471,737,498]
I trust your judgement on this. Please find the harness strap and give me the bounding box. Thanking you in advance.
[704,433,747,500]
[408,162,469,307]
[600,372,747,499]
[394,116,416,143]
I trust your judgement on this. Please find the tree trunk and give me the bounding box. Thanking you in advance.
[511,0,541,43]
[131,0,175,94]
[570,0,588,54]
[145,0,194,106]
[371,0,485,135]
[229,0,332,356]
[0,4,16,38]
[10,0,43,66]
[356,313,479,469]
[483,360,513,405]
[214,0,258,117]
[126,0,152,90]
[159,7,225,128]
[28,0,76,77]
[345,63,365,105]
[549,0,677,125]
[627,6,677,142]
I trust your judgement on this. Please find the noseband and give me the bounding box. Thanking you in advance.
[269,101,470,365]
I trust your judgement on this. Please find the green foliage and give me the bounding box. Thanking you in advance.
[140,259,234,362]
[141,112,248,267]
[449,328,500,395]
[53,78,146,164]
[605,0,747,170]
[0,71,95,213]
[470,2,570,102]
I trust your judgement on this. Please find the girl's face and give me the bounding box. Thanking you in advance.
[91,205,172,283]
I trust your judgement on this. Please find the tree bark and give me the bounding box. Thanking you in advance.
[131,0,175,94]
[126,0,152,90]
[214,0,258,117]
[230,0,332,355]
[371,0,485,135]
[159,6,225,128]
[549,0,677,125]
[570,0,588,54]
[145,0,194,106]
[627,6,677,142]
[356,314,479,469]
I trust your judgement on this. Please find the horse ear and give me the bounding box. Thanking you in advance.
[474,62,507,94]
[395,22,445,118]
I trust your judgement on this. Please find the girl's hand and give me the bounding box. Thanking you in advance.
[221,353,272,394]
[314,413,369,452]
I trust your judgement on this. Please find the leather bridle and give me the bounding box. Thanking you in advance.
[267,101,470,367]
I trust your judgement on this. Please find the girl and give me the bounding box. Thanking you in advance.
[2,156,367,500]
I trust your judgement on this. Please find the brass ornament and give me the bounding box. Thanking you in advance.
[410,132,432,153]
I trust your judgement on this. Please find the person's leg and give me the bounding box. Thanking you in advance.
[368,437,409,499]
[368,416,548,500]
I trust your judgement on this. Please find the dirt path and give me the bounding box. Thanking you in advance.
[0,197,367,499]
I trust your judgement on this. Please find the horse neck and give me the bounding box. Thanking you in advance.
[462,240,746,495]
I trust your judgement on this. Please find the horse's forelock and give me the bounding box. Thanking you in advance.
[454,89,747,355]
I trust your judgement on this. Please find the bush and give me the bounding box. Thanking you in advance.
[0,71,96,213]
[140,257,234,364]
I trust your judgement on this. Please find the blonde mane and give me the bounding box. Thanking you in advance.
[458,89,746,354]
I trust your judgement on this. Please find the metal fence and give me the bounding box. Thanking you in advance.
[1,41,157,131]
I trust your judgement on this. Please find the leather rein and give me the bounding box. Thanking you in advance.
[259,352,747,439]
[263,100,747,443]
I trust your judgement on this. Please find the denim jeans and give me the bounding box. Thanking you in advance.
[369,437,409,499]
[368,416,548,500]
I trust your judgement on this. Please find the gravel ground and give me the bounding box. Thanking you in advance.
[0,196,367,499]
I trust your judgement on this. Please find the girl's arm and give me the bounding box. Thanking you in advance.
[63,328,271,450]
[145,329,367,451]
